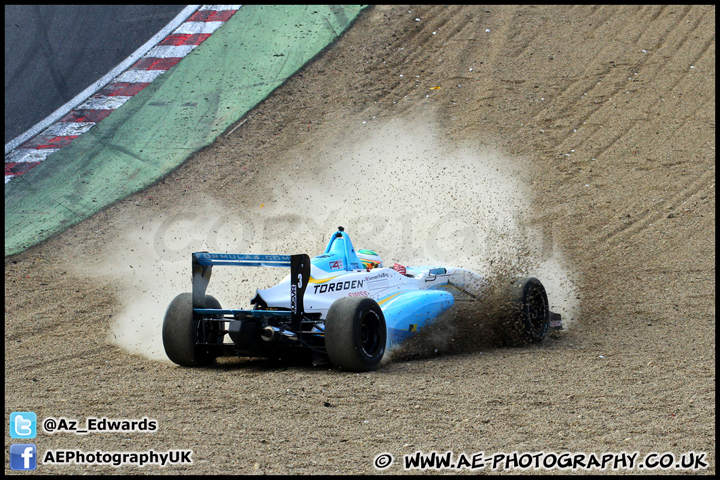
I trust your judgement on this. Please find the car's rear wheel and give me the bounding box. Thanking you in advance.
[325,297,387,371]
[504,277,550,346]
[162,293,223,367]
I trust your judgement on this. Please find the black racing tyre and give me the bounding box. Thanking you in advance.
[505,277,550,346]
[325,297,387,371]
[162,293,222,367]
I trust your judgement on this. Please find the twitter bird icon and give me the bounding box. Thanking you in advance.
[10,412,37,439]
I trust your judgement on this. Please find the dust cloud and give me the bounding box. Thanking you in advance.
[93,116,579,362]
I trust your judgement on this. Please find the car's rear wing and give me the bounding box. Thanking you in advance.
[191,252,311,324]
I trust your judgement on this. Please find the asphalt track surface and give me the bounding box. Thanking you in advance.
[4,5,185,144]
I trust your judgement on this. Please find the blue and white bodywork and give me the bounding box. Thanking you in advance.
[162,227,561,371]
[252,227,486,347]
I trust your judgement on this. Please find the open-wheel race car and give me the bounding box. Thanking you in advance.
[162,227,562,371]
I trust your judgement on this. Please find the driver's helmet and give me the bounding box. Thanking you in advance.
[357,249,383,269]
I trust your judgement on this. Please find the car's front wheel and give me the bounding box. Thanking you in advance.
[325,297,387,371]
[504,277,550,346]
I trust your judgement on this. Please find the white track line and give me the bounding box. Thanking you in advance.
[4,5,201,155]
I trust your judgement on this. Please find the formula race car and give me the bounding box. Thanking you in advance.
[162,227,562,371]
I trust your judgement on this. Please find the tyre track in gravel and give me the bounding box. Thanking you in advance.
[360,5,493,119]
[517,4,714,253]
[528,6,683,151]
[6,347,108,378]
[4,5,715,475]
[595,168,715,246]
